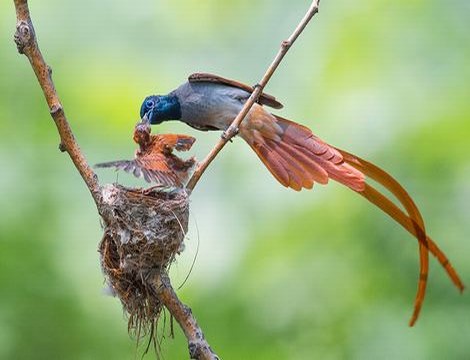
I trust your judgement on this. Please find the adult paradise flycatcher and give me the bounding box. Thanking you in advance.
[139,72,464,325]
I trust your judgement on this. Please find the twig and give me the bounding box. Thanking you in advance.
[13,0,101,206]
[153,274,219,360]
[186,0,321,191]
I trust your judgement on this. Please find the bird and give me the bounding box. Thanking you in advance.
[95,117,196,188]
[139,72,464,325]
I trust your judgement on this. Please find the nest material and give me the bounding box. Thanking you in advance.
[98,184,189,336]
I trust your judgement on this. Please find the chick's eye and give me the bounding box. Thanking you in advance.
[145,99,155,109]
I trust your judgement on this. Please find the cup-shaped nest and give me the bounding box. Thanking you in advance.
[98,184,189,336]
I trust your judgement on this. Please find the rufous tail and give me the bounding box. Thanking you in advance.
[337,149,464,325]
[240,107,464,325]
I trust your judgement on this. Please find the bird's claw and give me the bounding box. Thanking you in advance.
[222,126,239,141]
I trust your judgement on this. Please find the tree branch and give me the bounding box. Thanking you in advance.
[153,274,219,360]
[13,0,102,206]
[186,0,321,191]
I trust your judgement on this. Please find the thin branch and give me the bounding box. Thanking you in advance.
[13,0,101,206]
[153,274,219,360]
[186,0,321,191]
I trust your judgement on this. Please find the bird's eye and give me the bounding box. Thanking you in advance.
[145,99,155,109]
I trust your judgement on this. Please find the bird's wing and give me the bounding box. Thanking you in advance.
[155,133,196,152]
[188,72,283,109]
[95,158,181,187]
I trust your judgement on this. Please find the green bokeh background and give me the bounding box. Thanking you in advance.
[1,1,469,359]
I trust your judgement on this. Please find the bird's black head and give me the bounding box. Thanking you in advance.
[140,94,181,125]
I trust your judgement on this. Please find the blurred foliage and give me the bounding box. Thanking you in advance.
[1,1,469,359]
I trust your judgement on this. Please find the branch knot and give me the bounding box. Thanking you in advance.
[14,20,34,54]
[189,341,220,360]
[50,103,64,116]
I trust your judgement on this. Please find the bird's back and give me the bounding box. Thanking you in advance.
[174,81,251,130]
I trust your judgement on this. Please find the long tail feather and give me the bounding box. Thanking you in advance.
[336,149,464,325]
[356,183,464,291]
[335,149,429,325]
[337,149,464,287]
[359,183,429,326]
[241,108,463,325]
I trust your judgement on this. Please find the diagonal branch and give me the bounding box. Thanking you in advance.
[186,0,321,191]
[13,0,102,206]
[153,274,219,360]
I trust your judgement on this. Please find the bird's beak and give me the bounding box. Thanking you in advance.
[142,110,152,125]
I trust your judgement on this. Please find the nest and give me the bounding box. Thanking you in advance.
[98,184,189,337]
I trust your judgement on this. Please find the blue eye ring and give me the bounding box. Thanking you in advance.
[145,99,155,109]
